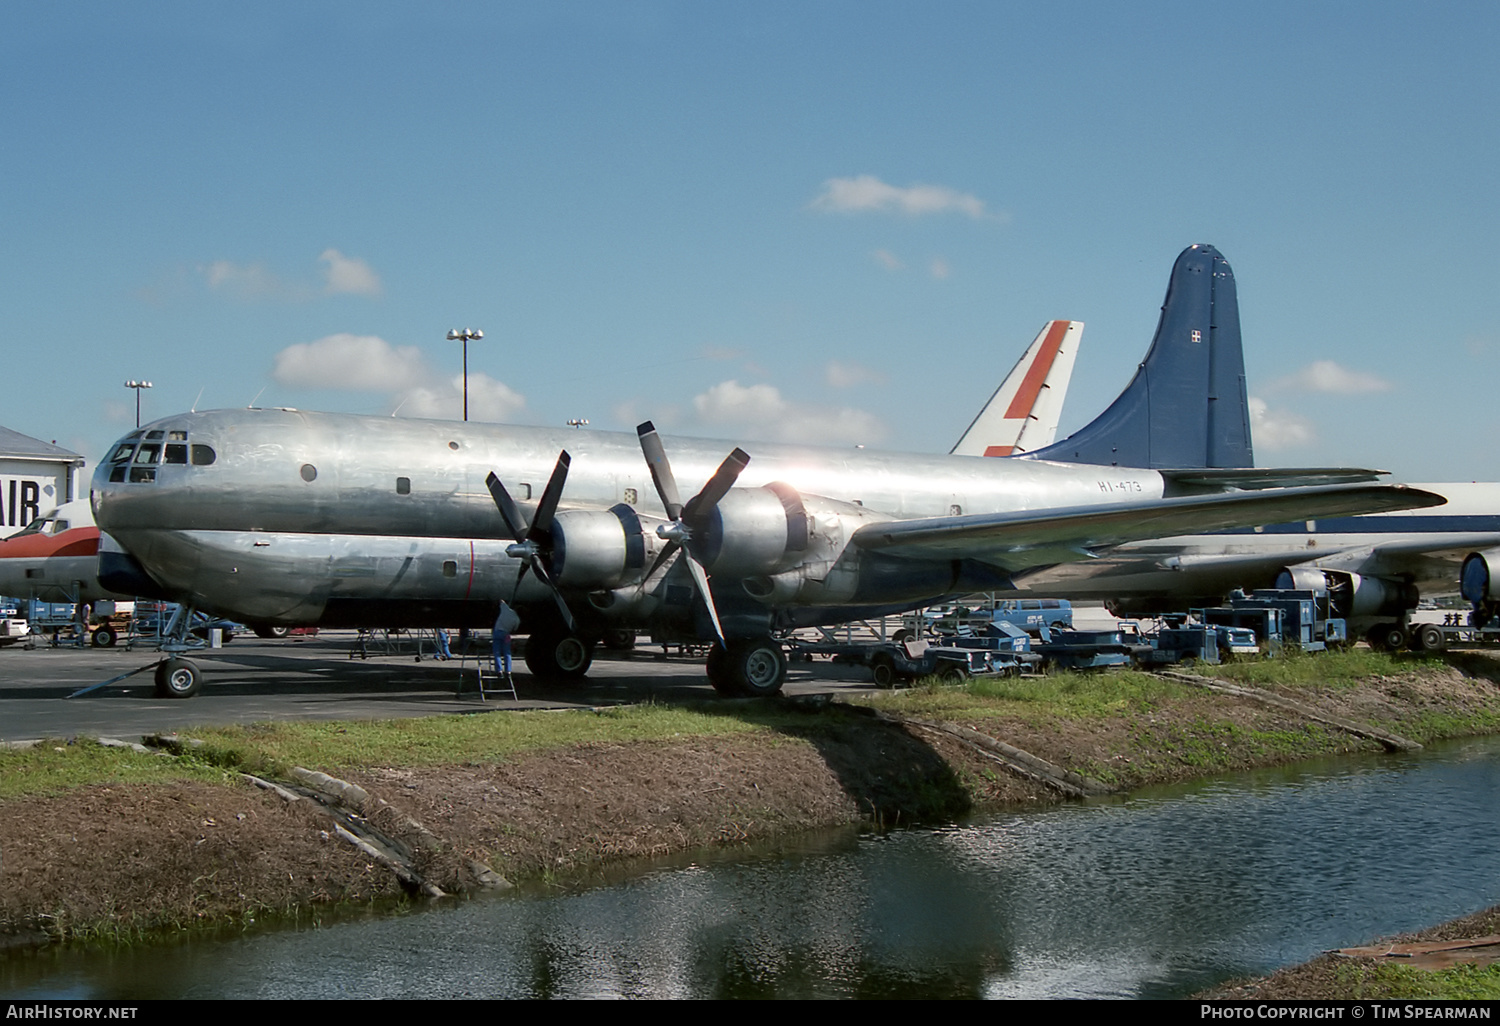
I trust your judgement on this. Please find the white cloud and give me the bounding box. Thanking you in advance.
[1271,360,1392,395]
[930,257,951,279]
[810,175,989,218]
[202,260,289,299]
[825,360,885,389]
[320,248,382,296]
[201,249,381,301]
[872,249,903,271]
[271,334,527,421]
[273,333,427,390]
[691,380,885,446]
[395,373,526,423]
[1248,396,1315,449]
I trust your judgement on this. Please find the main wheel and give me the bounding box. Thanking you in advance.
[726,638,787,697]
[523,628,594,681]
[1419,624,1447,653]
[91,626,117,648]
[154,658,202,699]
[1382,625,1410,652]
[252,625,290,639]
[870,652,898,688]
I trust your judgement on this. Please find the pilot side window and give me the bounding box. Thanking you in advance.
[165,444,188,465]
[191,445,216,465]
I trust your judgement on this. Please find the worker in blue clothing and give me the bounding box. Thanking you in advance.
[492,601,520,681]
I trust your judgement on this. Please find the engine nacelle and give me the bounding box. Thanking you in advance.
[550,504,659,589]
[1461,548,1500,605]
[1276,566,1417,620]
[697,482,809,578]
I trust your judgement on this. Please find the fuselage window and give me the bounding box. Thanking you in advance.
[165,444,188,465]
[190,445,216,465]
[442,560,458,578]
[396,477,411,495]
[300,464,317,482]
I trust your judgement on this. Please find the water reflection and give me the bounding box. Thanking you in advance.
[9,737,1500,999]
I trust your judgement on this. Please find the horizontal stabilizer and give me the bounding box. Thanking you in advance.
[1161,467,1386,493]
[851,484,1446,570]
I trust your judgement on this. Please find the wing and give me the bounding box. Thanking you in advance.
[951,321,1082,457]
[850,484,1448,572]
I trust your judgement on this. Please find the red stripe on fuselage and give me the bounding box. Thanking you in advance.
[1002,320,1070,419]
[0,527,100,559]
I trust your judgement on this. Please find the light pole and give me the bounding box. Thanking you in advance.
[125,380,153,428]
[445,328,483,421]
[566,418,589,429]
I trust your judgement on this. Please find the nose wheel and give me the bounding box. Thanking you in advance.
[154,658,203,699]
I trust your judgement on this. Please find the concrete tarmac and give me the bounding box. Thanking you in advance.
[0,631,879,743]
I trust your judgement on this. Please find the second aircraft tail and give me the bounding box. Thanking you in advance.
[1025,243,1253,470]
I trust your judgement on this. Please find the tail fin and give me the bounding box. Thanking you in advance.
[951,320,1083,457]
[1024,244,1253,469]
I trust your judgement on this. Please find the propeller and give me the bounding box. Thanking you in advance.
[485,451,576,631]
[636,421,751,645]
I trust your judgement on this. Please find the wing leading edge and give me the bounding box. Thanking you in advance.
[850,484,1448,572]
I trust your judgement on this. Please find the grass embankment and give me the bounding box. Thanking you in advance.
[4,648,1500,970]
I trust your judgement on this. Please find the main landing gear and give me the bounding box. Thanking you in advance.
[523,625,595,681]
[705,637,788,697]
[154,657,203,698]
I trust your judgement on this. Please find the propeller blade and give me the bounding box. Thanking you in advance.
[682,447,751,524]
[528,451,571,541]
[683,553,726,646]
[529,560,576,632]
[637,421,683,520]
[485,472,529,542]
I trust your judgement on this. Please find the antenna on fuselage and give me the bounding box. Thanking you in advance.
[191,387,204,413]
[246,386,267,409]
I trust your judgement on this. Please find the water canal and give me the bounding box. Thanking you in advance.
[10,735,1500,999]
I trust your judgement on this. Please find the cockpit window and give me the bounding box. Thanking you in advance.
[169,430,187,441]
[165,444,187,465]
[108,444,135,464]
[11,517,50,538]
[134,444,161,465]
[191,444,216,466]
[145,430,164,440]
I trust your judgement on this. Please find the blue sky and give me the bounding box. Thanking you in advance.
[3,1,1496,481]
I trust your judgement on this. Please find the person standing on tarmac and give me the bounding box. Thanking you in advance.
[492,601,520,681]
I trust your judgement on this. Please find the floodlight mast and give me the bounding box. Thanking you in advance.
[125,380,153,428]
[445,328,483,421]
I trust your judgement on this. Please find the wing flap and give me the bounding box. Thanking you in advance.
[850,484,1447,569]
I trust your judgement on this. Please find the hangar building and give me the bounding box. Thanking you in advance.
[0,425,86,538]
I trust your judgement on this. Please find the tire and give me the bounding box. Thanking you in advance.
[252,625,290,639]
[523,628,593,681]
[727,638,787,697]
[602,629,637,652]
[91,626,117,648]
[1383,625,1410,652]
[1419,624,1447,653]
[870,652,898,688]
[154,658,202,699]
[891,628,915,646]
[936,662,969,685]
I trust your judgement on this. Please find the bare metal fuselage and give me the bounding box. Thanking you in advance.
[92,408,1168,632]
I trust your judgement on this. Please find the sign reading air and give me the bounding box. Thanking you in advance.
[0,476,54,531]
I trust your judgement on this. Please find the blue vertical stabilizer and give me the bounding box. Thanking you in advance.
[1025,244,1253,469]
